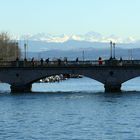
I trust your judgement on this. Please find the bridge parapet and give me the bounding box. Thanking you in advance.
[0,60,103,67]
[0,60,140,68]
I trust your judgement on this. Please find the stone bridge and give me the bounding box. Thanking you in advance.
[0,60,140,92]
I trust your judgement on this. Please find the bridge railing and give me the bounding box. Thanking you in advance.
[0,60,140,67]
[0,60,104,67]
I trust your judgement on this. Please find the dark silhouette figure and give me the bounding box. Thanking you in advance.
[16,57,19,61]
[64,57,68,64]
[23,58,27,67]
[40,58,44,66]
[98,57,103,65]
[31,57,34,67]
[45,58,49,64]
[58,59,61,65]
[24,58,27,62]
[119,57,123,66]
[119,57,122,62]
[76,57,79,63]
[16,57,19,67]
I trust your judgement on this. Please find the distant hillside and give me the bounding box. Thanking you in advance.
[19,40,109,52]
[27,48,140,60]
[19,39,140,52]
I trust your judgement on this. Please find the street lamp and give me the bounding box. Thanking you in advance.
[82,50,85,62]
[110,41,113,59]
[16,42,19,58]
[24,42,27,60]
[113,43,116,59]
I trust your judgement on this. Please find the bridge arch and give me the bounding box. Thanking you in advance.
[28,74,104,85]
[27,73,104,93]
[32,76,104,92]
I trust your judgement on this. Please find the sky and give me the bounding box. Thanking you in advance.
[0,0,140,39]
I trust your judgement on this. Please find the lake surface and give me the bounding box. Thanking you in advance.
[0,77,140,140]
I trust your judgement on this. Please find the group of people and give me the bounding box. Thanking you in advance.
[33,58,50,66]
[30,57,67,66]
[16,56,124,67]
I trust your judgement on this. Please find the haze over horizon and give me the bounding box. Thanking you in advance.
[0,0,140,40]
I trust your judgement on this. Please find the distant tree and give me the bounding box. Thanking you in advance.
[0,32,21,61]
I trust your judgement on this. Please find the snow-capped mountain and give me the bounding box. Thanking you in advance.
[20,31,137,43]
[18,31,140,54]
[21,33,69,43]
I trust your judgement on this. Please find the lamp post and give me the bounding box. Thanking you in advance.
[131,49,133,60]
[110,41,113,59]
[24,43,27,60]
[82,50,85,62]
[16,42,19,58]
[113,43,116,59]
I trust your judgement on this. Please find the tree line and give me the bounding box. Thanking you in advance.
[0,32,21,61]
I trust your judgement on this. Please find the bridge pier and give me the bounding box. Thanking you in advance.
[104,84,121,92]
[10,84,32,93]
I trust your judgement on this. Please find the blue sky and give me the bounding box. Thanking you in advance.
[0,0,140,38]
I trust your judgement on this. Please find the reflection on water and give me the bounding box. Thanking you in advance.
[0,77,140,139]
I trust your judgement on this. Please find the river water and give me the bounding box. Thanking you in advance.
[0,77,140,140]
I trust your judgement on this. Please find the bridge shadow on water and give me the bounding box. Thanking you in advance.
[1,89,140,98]
[2,91,139,110]
[1,89,140,109]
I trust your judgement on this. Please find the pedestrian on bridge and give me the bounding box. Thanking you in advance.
[76,57,79,63]
[98,57,103,65]
[58,59,61,65]
[40,58,44,66]
[119,57,123,66]
[31,57,34,67]
[24,58,27,67]
[16,57,19,67]
[45,58,49,64]
[64,57,68,64]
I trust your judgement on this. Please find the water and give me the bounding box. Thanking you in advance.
[0,77,140,139]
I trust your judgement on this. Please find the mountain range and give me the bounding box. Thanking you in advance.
[20,31,137,44]
[18,32,140,60]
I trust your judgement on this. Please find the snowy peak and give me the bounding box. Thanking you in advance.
[21,33,69,43]
[20,32,137,43]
